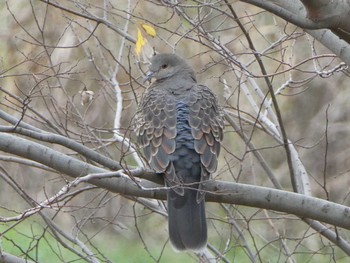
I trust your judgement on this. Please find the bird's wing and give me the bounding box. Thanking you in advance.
[135,84,224,198]
[135,87,182,189]
[187,84,224,201]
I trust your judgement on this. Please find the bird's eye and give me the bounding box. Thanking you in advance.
[161,64,168,69]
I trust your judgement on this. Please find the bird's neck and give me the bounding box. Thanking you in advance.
[155,74,196,95]
[157,71,196,84]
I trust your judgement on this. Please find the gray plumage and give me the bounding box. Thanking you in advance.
[135,53,224,251]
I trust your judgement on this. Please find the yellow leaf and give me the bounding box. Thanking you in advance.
[141,24,156,38]
[135,28,146,56]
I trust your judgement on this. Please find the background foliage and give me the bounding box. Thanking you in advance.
[1,0,350,262]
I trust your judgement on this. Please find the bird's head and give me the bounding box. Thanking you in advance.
[144,53,196,83]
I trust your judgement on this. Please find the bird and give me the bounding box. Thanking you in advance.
[135,53,224,251]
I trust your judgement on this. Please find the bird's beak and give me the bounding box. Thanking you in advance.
[143,71,155,84]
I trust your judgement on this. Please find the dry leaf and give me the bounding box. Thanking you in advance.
[79,89,94,106]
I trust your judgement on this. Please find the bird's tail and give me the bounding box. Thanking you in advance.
[167,186,207,251]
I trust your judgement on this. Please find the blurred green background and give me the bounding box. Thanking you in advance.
[1,0,350,262]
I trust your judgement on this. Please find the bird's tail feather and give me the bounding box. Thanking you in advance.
[167,187,207,251]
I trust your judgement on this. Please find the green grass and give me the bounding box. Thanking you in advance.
[1,221,77,262]
[1,219,349,263]
[0,220,196,262]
